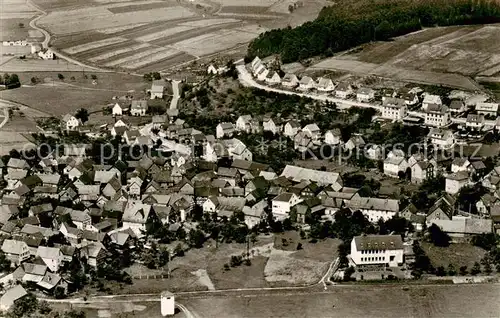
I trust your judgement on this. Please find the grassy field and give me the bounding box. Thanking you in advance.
[0,86,117,115]
[182,284,500,318]
[421,242,486,270]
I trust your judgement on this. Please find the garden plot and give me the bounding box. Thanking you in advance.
[63,37,128,54]
[104,47,166,67]
[88,43,151,62]
[134,26,195,42]
[97,23,148,34]
[122,48,181,69]
[38,6,195,35]
[171,29,259,56]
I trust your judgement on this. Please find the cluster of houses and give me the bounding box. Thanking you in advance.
[250,56,500,149]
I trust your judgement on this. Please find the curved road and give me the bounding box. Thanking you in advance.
[236,65,382,111]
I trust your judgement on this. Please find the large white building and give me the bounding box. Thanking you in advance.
[350,235,404,267]
[381,97,407,120]
[424,104,450,127]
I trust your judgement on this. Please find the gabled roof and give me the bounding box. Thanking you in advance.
[1,240,27,255]
[353,235,403,251]
[37,246,61,260]
[280,165,341,186]
[0,285,27,309]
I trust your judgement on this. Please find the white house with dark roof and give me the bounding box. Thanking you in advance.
[316,77,335,92]
[262,117,279,134]
[271,192,302,219]
[350,235,404,267]
[324,128,342,145]
[150,80,165,99]
[62,114,81,131]
[425,104,450,127]
[36,246,63,272]
[302,123,321,140]
[466,114,485,130]
[411,159,437,184]
[428,128,454,150]
[1,240,30,266]
[284,120,300,138]
[112,102,128,117]
[335,82,353,99]
[122,200,152,237]
[216,122,235,139]
[451,158,470,173]
[381,97,407,120]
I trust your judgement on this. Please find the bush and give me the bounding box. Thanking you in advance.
[459,266,468,276]
[296,242,303,250]
[471,262,481,275]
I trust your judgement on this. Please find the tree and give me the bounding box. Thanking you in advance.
[75,108,89,124]
[3,73,20,89]
[471,233,498,251]
[64,310,86,318]
[343,266,355,281]
[8,292,38,317]
[436,266,446,276]
[471,262,481,275]
[18,23,24,28]
[427,223,450,247]
[447,264,456,276]
[58,73,65,80]
[0,251,11,271]
[30,77,39,84]
[459,265,468,275]
[91,74,97,80]
[188,228,205,248]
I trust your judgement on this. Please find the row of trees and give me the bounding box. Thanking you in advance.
[247,0,500,63]
[0,73,20,89]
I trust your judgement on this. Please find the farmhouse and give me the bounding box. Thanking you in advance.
[381,97,407,120]
[281,73,299,88]
[411,160,437,184]
[280,165,342,189]
[356,87,375,102]
[263,117,280,134]
[350,235,404,267]
[38,48,54,60]
[475,102,499,117]
[302,123,321,140]
[150,80,165,99]
[130,100,148,116]
[347,197,399,222]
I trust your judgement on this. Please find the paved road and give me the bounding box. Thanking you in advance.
[0,100,17,129]
[169,80,181,110]
[236,65,382,111]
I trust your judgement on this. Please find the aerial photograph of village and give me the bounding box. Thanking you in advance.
[0,0,500,317]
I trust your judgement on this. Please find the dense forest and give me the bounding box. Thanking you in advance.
[247,0,500,63]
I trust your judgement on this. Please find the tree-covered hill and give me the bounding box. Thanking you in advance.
[247,0,500,63]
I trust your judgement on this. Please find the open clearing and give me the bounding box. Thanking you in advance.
[421,242,487,270]
[63,37,128,54]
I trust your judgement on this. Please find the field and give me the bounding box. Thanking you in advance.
[310,24,500,90]
[0,0,37,41]
[27,0,328,73]
[182,284,500,318]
